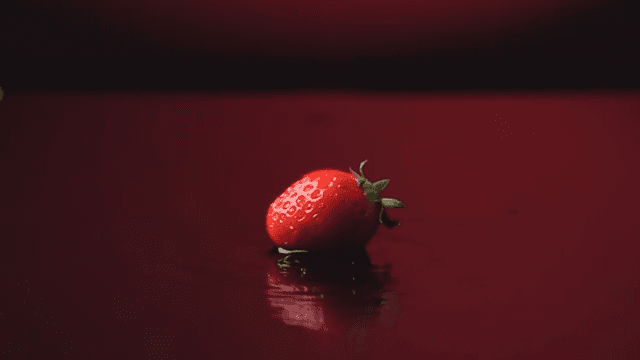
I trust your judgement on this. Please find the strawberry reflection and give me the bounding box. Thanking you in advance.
[265,246,399,333]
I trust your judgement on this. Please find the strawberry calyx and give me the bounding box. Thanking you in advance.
[349,160,405,228]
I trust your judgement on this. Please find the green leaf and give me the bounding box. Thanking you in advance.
[372,179,390,193]
[349,167,365,185]
[359,160,368,175]
[381,198,405,208]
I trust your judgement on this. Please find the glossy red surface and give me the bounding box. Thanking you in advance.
[1,91,639,359]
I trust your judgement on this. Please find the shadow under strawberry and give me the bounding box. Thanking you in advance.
[265,244,398,333]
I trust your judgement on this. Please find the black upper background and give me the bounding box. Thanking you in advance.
[1,0,637,92]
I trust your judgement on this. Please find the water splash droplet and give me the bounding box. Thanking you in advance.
[312,214,318,219]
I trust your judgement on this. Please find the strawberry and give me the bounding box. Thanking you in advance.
[266,160,405,251]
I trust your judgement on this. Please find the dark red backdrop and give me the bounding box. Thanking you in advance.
[1,0,639,359]
[2,0,636,89]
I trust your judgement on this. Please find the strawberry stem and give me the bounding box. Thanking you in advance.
[350,160,405,225]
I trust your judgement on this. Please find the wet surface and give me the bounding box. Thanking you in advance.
[1,92,639,359]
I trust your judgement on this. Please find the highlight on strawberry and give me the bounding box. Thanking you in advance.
[266,160,405,251]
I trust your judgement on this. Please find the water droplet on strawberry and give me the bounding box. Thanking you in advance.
[296,195,306,207]
[312,213,318,219]
[310,189,323,200]
[286,206,297,216]
[289,226,294,229]
[303,202,314,213]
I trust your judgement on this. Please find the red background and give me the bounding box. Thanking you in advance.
[1,91,639,359]
[1,0,639,359]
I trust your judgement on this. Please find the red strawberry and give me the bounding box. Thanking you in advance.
[266,160,405,251]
